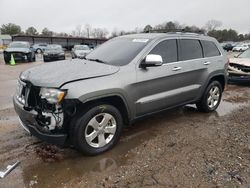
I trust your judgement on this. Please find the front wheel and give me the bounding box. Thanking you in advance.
[4,56,10,64]
[71,104,123,155]
[196,81,222,112]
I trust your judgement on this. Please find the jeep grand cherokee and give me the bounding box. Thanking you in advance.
[13,33,227,155]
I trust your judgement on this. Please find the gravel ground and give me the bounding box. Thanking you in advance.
[66,103,250,188]
[0,52,250,188]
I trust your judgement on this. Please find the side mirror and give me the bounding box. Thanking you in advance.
[141,54,163,68]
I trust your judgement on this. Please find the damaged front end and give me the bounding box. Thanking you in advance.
[228,62,250,81]
[13,79,78,146]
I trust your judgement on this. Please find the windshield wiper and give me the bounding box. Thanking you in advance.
[85,58,107,64]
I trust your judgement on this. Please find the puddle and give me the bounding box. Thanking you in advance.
[216,101,245,116]
[2,124,158,188]
[0,89,249,188]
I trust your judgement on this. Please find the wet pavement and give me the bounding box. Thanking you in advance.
[0,52,250,187]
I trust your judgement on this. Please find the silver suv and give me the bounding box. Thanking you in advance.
[13,33,228,155]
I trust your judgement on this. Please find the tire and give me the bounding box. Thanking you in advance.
[28,53,33,62]
[196,80,222,112]
[70,104,123,155]
[36,49,42,54]
[4,56,9,64]
[32,55,36,62]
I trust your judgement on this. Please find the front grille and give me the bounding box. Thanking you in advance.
[229,63,250,73]
[5,52,26,59]
[17,80,40,108]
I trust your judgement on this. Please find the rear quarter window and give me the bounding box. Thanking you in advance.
[201,40,221,57]
[179,39,203,61]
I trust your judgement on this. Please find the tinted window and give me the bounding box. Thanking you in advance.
[201,40,221,57]
[180,39,203,61]
[149,39,178,63]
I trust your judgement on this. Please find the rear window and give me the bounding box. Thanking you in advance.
[180,39,203,61]
[201,40,221,57]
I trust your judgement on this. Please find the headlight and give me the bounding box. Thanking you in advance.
[40,88,66,104]
[59,52,65,56]
[43,52,48,55]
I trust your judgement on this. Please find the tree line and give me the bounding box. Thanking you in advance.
[1,20,250,42]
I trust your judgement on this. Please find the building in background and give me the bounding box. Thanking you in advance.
[11,35,107,50]
[0,34,12,47]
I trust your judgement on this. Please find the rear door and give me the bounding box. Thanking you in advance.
[176,38,209,101]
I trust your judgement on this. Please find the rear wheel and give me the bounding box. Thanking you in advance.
[70,104,123,155]
[196,81,222,112]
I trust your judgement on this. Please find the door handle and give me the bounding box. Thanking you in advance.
[204,61,211,65]
[172,67,182,71]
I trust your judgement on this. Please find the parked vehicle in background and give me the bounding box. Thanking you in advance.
[3,41,35,64]
[228,48,250,81]
[71,45,91,59]
[222,43,234,51]
[32,43,48,53]
[43,44,65,62]
[232,44,249,52]
[13,33,227,155]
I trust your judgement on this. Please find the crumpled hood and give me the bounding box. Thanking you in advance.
[230,58,250,67]
[20,59,120,88]
[4,48,30,53]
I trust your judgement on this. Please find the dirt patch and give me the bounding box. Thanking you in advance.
[35,144,65,163]
[223,85,250,103]
[66,105,250,188]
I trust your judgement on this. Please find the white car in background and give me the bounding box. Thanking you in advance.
[71,45,91,59]
[32,43,48,53]
[232,43,249,52]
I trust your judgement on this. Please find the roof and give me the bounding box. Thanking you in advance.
[118,32,211,40]
[0,34,11,40]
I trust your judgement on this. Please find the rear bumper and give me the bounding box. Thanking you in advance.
[13,96,67,146]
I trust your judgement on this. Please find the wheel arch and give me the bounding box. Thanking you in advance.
[208,74,226,91]
[77,94,131,126]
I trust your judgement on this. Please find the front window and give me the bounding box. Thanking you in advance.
[9,42,29,48]
[86,38,150,66]
[45,45,62,50]
[75,45,90,50]
[238,49,250,58]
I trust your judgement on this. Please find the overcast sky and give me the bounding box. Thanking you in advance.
[0,0,249,34]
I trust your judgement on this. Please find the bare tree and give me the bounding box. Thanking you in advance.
[84,24,92,38]
[92,28,109,39]
[204,20,222,32]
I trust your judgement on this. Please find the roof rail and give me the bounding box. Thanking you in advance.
[144,29,206,35]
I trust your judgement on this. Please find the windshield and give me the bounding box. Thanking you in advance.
[8,42,29,48]
[74,45,90,50]
[86,38,150,66]
[46,45,62,50]
[238,49,250,58]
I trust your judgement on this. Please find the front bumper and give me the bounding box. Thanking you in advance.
[13,96,67,146]
[44,54,65,61]
[4,52,28,61]
[228,65,250,82]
